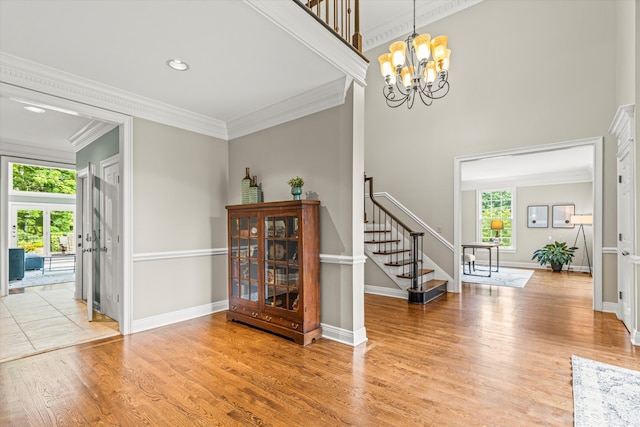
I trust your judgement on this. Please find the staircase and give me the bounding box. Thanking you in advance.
[364,176,447,304]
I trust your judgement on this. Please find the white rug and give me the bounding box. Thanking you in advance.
[461,267,533,288]
[572,355,640,427]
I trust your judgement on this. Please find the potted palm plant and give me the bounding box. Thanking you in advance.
[531,241,578,272]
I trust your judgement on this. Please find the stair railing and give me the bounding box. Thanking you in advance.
[298,0,363,53]
[365,175,424,291]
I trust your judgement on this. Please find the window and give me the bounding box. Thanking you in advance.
[479,189,513,248]
[11,162,76,195]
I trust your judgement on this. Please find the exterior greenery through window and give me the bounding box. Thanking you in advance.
[480,190,513,247]
[12,163,76,253]
[12,163,76,194]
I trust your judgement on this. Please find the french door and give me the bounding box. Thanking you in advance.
[10,204,75,256]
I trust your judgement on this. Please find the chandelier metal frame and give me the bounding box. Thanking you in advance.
[379,0,451,109]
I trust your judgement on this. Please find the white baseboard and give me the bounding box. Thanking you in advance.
[321,324,368,347]
[631,329,639,347]
[364,284,406,299]
[132,300,228,334]
[601,301,618,314]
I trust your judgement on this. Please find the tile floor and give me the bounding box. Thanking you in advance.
[0,282,120,363]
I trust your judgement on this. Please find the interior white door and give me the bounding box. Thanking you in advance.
[617,144,634,332]
[100,159,120,322]
[86,163,95,321]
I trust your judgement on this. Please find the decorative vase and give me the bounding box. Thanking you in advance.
[241,167,251,204]
[291,186,302,200]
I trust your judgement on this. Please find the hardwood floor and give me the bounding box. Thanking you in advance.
[1,269,637,426]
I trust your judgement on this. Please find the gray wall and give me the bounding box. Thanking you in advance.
[364,0,619,302]
[132,118,228,320]
[462,182,593,268]
[229,86,360,331]
[76,127,119,173]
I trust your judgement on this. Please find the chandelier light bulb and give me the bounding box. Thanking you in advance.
[380,0,451,109]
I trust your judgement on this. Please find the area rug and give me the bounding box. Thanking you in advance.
[572,355,640,427]
[461,267,533,288]
[8,270,75,289]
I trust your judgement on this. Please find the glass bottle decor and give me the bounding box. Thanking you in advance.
[241,167,251,204]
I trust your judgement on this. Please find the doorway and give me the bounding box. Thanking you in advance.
[0,82,132,335]
[453,137,603,310]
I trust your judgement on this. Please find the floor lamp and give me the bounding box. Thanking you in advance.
[569,214,592,276]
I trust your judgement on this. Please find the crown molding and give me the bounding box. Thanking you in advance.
[68,119,118,151]
[0,139,74,163]
[363,0,483,52]
[227,76,351,140]
[609,104,634,136]
[0,52,228,140]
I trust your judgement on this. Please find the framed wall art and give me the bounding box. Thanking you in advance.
[552,204,575,228]
[527,205,548,228]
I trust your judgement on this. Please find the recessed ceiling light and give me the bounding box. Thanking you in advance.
[166,59,189,71]
[24,106,46,114]
[10,97,79,116]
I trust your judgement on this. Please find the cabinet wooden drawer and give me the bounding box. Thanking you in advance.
[259,313,303,332]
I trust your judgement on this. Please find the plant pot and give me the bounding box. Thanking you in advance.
[291,186,302,200]
[551,262,563,272]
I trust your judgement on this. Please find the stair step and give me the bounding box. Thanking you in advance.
[396,269,434,279]
[385,259,422,267]
[364,239,400,244]
[407,279,448,304]
[364,229,391,234]
[373,249,411,255]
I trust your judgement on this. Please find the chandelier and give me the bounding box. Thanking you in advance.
[377,0,451,109]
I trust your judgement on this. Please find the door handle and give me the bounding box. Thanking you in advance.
[621,250,630,256]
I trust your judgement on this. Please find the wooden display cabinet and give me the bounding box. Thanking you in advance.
[226,200,321,345]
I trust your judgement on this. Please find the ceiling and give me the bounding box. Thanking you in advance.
[461,145,595,188]
[0,0,592,185]
[0,0,479,153]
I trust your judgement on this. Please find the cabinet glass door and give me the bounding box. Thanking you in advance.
[264,214,299,312]
[230,215,259,302]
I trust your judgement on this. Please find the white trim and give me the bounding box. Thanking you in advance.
[131,250,366,264]
[454,137,604,310]
[602,247,618,254]
[132,300,228,334]
[461,168,593,191]
[364,285,407,299]
[602,302,618,313]
[1,54,228,140]
[362,0,483,51]
[2,16,368,142]
[320,253,367,265]
[245,1,368,86]
[371,192,454,251]
[133,248,227,262]
[0,157,8,296]
[320,323,368,347]
[0,140,75,164]
[69,120,118,150]
[227,77,351,140]
[632,329,639,346]
[609,104,634,135]
[631,256,640,264]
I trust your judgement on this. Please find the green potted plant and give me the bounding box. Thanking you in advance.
[531,241,578,272]
[287,176,304,200]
